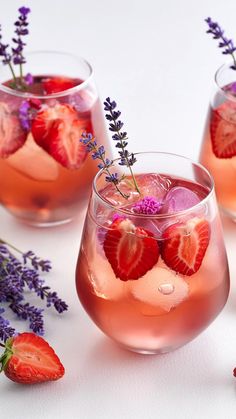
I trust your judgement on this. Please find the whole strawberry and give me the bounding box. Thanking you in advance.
[0,332,64,384]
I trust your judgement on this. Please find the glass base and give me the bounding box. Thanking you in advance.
[3,205,81,227]
[118,344,176,355]
[20,217,73,228]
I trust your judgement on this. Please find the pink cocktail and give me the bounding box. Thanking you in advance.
[0,52,108,226]
[200,63,236,219]
[76,152,229,354]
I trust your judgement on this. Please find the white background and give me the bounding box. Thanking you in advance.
[1,0,236,418]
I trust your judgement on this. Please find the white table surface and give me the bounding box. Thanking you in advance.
[1,0,236,418]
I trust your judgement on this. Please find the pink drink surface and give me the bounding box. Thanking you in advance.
[200,82,236,218]
[76,174,229,353]
[0,75,108,225]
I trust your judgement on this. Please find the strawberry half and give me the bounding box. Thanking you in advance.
[31,104,88,169]
[103,218,159,281]
[0,333,64,384]
[210,101,236,158]
[43,77,79,94]
[160,218,210,276]
[0,102,27,158]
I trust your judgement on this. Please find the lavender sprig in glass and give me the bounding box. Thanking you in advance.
[12,6,30,81]
[0,6,31,90]
[0,25,16,84]
[81,97,140,199]
[104,97,140,194]
[205,17,236,70]
[80,132,129,199]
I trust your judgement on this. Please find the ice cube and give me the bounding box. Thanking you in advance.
[137,173,171,201]
[161,186,200,214]
[129,267,189,313]
[89,252,127,300]
[7,134,59,181]
[101,178,141,208]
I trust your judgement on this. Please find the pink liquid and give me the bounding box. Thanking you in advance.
[76,174,229,353]
[0,75,109,225]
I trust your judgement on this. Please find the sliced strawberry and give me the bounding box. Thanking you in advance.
[160,218,210,276]
[31,104,88,169]
[0,102,27,158]
[210,101,236,158]
[0,333,65,384]
[43,77,79,94]
[103,218,159,281]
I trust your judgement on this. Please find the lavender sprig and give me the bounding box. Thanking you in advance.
[12,6,30,82]
[0,6,31,90]
[0,240,68,341]
[80,132,129,199]
[0,309,15,342]
[0,25,17,84]
[104,97,140,194]
[9,302,44,335]
[205,17,236,70]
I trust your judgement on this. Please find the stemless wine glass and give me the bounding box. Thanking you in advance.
[199,62,236,220]
[76,152,229,354]
[0,51,108,226]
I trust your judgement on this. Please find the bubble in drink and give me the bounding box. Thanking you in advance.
[129,267,189,313]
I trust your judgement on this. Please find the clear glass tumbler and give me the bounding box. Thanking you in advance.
[76,152,229,354]
[200,62,236,220]
[0,51,108,226]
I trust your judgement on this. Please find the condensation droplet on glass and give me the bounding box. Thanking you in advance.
[158,283,175,295]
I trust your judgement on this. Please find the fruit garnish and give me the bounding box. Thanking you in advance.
[210,102,236,158]
[103,218,159,281]
[0,102,27,158]
[31,103,88,169]
[0,333,64,384]
[42,77,79,94]
[160,218,210,276]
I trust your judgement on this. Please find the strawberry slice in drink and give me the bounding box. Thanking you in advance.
[210,101,236,158]
[31,103,88,169]
[0,102,27,158]
[103,218,159,281]
[160,217,210,276]
[42,77,79,94]
[0,332,64,384]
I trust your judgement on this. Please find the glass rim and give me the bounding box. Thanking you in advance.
[92,151,215,220]
[0,50,94,99]
[214,61,236,102]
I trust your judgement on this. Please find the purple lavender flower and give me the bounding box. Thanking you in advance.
[205,17,236,70]
[22,250,51,272]
[9,302,44,335]
[80,132,129,197]
[0,25,11,65]
[19,99,42,132]
[12,6,31,66]
[0,240,68,341]
[104,97,140,193]
[105,172,119,184]
[19,100,31,131]
[0,309,16,342]
[24,72,33,85]
[132,196,162,215]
